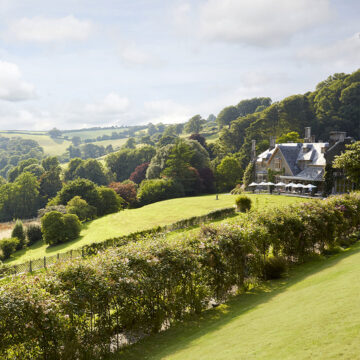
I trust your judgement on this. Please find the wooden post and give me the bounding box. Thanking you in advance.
[57,253,60,262]
[29,260,32,273]
[44,256,46,268]
[70,250,73,259]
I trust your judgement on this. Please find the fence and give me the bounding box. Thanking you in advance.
[0,206,236,278]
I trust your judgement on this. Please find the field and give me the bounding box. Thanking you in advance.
[62,128,127,140]
[0,131,72,156]
[4,194,308,265]
[115,242,360,360]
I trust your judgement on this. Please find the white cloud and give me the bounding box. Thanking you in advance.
[175,0,332,46]
[143,99,192,124]
[297,32,360,67]
[8,15,93,42]
[118,43,153,66]
[0,61,36,101]
[84,93,129,116]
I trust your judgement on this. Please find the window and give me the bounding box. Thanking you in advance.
[274,158,281,170]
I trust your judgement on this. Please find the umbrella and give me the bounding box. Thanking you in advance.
[248,182,258,187]
[292,183,305,188]
[304,184,317,189]
[258,181,267,186]
[265,182,275,186]
[275,182,286,186]
[286,182,296,187]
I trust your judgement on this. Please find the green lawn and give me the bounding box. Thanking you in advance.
[114,242,360,360]
[5,194,307,265]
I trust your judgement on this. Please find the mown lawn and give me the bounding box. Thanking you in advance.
[114,242,360,360]
[5,194,307,264]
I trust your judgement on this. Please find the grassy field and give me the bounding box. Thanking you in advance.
[114,242,360,360]
[0,131,72,156]
[5,194,308,265]
[62,128,127,140]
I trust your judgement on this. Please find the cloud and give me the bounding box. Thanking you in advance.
[297,32,360,67]
[117,42,154,66]
[143,99,192,124]
[0,61,36,101]
[175,0,332,46]
[84,93,129,117]
[8,15,93,42]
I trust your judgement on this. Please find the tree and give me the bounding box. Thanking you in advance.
[185,115,205,134]
[66,196,96,221]
[158,135,177,147]
[189,133,206,148]
[23,164,44,179]
[237,97,272,116]
[64,158,83,181]
[124,137,136,149]
[216,106,239,128]
[58,178,100,209]
[48,128,62,138]
[140,135,154,146]
[147,123,157,136]
[11,220,26,250]
[333,141,360,188]
[41,211,81,245]
[175,123,184,135]
[207,114,216,122]
[129,162,149,184]
[277,131,302,144]
[74,159,109,185]
[97,187,123,216]
[67,145,82,159]
[216,156,243,192]
[71,136,82,146]
[42,157,60,172]
[108,182,137,206]
[242,161,255,188]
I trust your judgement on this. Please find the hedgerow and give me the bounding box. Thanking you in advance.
[0,193,359,359]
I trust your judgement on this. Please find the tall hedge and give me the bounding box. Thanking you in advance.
[0,193,359,359]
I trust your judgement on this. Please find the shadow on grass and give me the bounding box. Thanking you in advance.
[112,242,360,360]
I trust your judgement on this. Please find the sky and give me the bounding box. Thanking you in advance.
[0,0,359,130]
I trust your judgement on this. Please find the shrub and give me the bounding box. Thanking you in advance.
[235,195,252,212]
[41,211,81,245]
[97,187,124,216]
[129,162,149,184]
[11,220,27,250]
[108,182,137,207]
[26,224,43,245]
[263,256,288,280]
[38,205,67,218]
[66,196,96,221]
[0,237,19,260]
[137,178,184,205]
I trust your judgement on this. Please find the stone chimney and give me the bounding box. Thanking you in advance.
[269,136,276,149]
[329,131,346,146]
[304,127,311,142]
[251,140,256,161]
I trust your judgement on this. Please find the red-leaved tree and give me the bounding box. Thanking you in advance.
[129,162,149,184]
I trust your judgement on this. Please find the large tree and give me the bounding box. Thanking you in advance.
[185,115,205,133]
[216,106,239,128]
[333,141,360,188]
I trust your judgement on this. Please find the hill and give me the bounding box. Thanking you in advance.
[4,194,306,265]
[115,242,360,360]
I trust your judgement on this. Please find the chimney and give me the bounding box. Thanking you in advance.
[269,136,276,149]
[251,140,256,161]
[329,131,346,146]
[310,135,316,143]
[304,127,311,142]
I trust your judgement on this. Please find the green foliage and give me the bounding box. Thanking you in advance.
[235,195,252,212]
[333,141,360,188]
[41,211,81,245]
[237,97,272,116]
[26,224,43,245]
[96,187,123,216]
[242,161,255,188]
[66,196,97,221]
[185,115,205,133]
[137,178,184,205]
[323,163,334,196]
[262,256,288,279]
[230,184,242,195]
[277,131,303,143]
[216,155,243,191]
[216,106,239,128]
[106,145,156,182]
[0,237,19,260]
[11,220,26,250]
[48,127,62,138]
[124,137,136,149]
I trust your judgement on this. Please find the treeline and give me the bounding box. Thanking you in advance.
[0,193,359,358]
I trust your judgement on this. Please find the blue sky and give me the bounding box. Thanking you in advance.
[0,0,359,130]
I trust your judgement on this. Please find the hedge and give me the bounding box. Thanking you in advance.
[0,193,359,359]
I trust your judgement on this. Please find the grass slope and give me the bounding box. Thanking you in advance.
[115,243,360,360]
[5,194,306,265]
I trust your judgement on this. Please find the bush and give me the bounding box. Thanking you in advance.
[235,195,252,212]
[26,224,43,245]
[41,211,81,245]
[108,181,137,207]
[230,184,242,195]
[0,237,19,260]
[66,196,97,221]
[11,220,27,250]
[97,187,124,216]
[38,205,67,218]
[137,178,184,205]
[263,256,288,280]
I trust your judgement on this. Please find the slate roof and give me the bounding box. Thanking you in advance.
[280,167,324,181]
[277,144,302,175]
